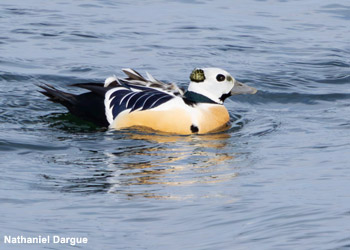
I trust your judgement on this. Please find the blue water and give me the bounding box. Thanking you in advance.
[1,0,350,249]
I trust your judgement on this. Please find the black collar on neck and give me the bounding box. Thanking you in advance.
[183,91,219,105]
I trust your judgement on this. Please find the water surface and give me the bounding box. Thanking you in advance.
[1,0,350,249]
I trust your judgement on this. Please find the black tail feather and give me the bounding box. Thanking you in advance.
[38,83,109,127]
[38,84,77,105]
[70,82,113,97]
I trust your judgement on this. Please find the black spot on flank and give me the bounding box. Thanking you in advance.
[183,98,197,106]
[190,125,199,133]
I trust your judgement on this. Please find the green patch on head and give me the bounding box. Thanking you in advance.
[226,75,233,82]
[190,69,206,82]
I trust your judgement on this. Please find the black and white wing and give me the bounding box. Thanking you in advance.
[104,83,175,124]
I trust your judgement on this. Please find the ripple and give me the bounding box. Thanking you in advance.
[216,44,255,52]
[5,8,32,15]
[70,32,100,39]
[68,66,93,73]
[320,4,350,20]
[28,22,63,27]
[248,91,350,105]
[248,120,280,137]
[0,139,69,152]
[292,59,350,68]
[11,28,35,35]
[5,98,30,108]
[316,74,350,84]
[40,32,60,37]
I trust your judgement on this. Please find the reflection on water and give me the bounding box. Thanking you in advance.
[106,132,237,198]
[41,131,242,199]
[107,133,236,192]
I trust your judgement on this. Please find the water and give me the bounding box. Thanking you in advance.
[1,0,350,249]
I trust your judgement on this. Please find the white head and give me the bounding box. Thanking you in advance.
[186,68,257,104]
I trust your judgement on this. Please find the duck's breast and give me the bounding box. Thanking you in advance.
[195,104,230,134]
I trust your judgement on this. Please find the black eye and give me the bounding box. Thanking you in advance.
[216,74,225,82]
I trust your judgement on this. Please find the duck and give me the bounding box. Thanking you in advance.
[39,68,257,135]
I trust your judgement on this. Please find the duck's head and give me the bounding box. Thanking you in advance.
[186,68,257,104]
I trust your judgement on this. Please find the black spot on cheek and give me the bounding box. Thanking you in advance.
[219,92,231,102]
[190,125,199,133]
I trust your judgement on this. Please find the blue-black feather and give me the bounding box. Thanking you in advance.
[108,86,174,119]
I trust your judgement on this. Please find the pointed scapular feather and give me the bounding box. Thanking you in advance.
[122,68,146,82]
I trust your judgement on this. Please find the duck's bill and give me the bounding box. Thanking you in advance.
[230,81,257,95]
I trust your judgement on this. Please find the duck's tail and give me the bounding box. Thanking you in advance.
[38,84,77,106]
[38,83,109,127]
